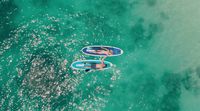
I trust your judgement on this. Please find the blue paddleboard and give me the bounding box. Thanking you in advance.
[81,46,123,57]
[71,60,113,70]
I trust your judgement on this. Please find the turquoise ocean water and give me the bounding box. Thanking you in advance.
[1,0,200,110]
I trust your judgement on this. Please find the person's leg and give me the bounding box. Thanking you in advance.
[91,63,97,69]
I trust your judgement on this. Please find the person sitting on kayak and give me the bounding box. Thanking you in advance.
[87,47,113,55]
[85,56,107,72]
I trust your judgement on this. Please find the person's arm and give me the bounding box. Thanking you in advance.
[101,47,112,56]
[101,47,109,51]
[101,56,107,65]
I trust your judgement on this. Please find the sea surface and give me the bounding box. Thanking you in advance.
[1,0,200,111]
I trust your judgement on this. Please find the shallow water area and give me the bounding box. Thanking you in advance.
[0,0,200,111]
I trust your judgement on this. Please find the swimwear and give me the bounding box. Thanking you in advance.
[90,63,96,69]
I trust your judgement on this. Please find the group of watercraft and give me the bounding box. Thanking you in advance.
[71,45,123,72]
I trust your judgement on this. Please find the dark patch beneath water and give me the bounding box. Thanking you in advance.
[105,63,200,111]
[94,0,128,16]
[129,18,161,48]
[0,0,18,41]
[31,0,50,7]
[160,72,181,111]
[146,0,157,6]
[182,67,200,94]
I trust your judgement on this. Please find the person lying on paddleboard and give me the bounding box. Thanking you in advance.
[88,47,113,55]
[84,56,107,72]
